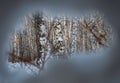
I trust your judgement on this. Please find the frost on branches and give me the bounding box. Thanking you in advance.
[8,12,112,71]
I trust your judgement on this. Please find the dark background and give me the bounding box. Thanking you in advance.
[0,0,120,83]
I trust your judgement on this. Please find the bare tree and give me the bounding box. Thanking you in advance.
[8,12,112,71]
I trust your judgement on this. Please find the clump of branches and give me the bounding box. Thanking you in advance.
[8,12,112,70]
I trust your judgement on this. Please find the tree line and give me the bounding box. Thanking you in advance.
[8,12,112,70]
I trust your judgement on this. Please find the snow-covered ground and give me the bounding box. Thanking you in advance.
[8,62,40,75]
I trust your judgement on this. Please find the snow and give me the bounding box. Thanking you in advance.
[8,62,39,75]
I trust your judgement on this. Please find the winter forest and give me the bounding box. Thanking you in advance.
[8,12,112,71]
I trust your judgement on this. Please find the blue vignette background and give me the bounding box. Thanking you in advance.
[0,0,120,83]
